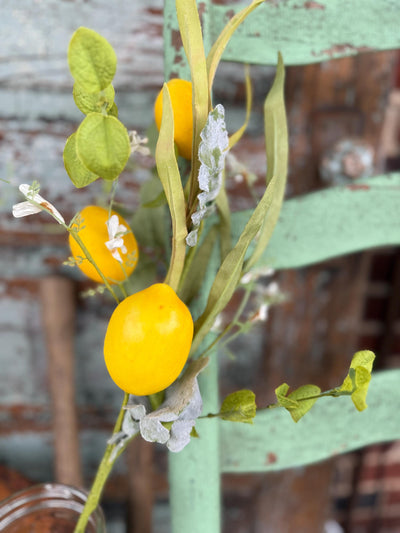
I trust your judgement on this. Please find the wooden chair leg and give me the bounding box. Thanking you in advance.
[40,276,83,488]
[127,437,154,533]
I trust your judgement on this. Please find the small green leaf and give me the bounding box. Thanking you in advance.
[76,113,131,180]
[190,426,200,438]
[288,384,321,422]
[341,350,375,411]
[63,133,99,188]
[73,83,115,115]
[275,383,299,409]
[220,390,257,424]
[68,27,117,92]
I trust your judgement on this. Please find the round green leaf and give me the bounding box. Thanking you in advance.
[63,133,99,188]
[220,390,257,424]
[73,83,115,115]
[68,27,117,93]
[76,113,131,180]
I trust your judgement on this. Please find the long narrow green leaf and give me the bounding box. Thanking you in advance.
[179,225,219,306]
[176,0,209,218]
[191,176,277,355]
[206,0,264,98]
[244,52,288,272]
[155,84,188,292]
[228,64,252,149]
[216,185,231,261]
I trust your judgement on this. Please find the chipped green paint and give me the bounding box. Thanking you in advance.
[164,0,400,72]
[220,369,400,472]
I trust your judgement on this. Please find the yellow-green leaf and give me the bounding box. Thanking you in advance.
[274,383,299,409]
[191,175,277,355]
[244,53,288,272]
[228,64,252,149]
[76,113,130,180]
[68,27,117,93]
[288,384,321,422]
[341,350,375,411]
[220,389,257,424]
[206,0,264,98]
[73,82,115,115]
[155,84,187,292]
[63,133,99,188]
[176,0,209,216]
[216,186,231,261]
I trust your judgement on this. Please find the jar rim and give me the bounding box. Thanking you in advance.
[0,483,105,531]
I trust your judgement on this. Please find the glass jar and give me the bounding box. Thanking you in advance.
[0,483,106,533]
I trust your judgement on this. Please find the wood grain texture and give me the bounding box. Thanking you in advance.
[40,276,83,488]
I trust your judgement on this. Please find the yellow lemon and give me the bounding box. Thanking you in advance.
[154,78,193,160]
[69,205,138,284]
[104,283,193,395]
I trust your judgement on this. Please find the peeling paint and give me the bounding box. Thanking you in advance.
[313,44,373,58]
[346,184,371,191]
[265,452,278,464]
[171,29,183,52]
[303,1,325,9]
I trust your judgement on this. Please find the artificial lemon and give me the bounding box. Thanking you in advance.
[69,205,138,284]
[104,283,193,395]
[154,78,193,160]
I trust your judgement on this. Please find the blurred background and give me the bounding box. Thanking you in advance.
[0,1,400,532]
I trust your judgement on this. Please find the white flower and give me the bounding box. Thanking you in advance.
[129,130,150,156]
[12,183,65,224]
[240,266,275,285]
[105,214,128,263]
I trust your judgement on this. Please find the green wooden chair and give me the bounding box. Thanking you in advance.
[162,1,400,531]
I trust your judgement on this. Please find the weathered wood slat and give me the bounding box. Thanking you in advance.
[164,0,400,75]
[220,369,400,473]
[212,0,400,66]
[229,173,400,270]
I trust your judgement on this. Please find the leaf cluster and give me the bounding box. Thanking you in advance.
[64,27,131,187]
[273,350,375,421]
[208,350,375,425]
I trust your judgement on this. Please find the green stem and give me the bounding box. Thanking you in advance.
[197,282,254,359]
[24,194,121,304]
[73,393,131,533]
[67,229,120,304]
